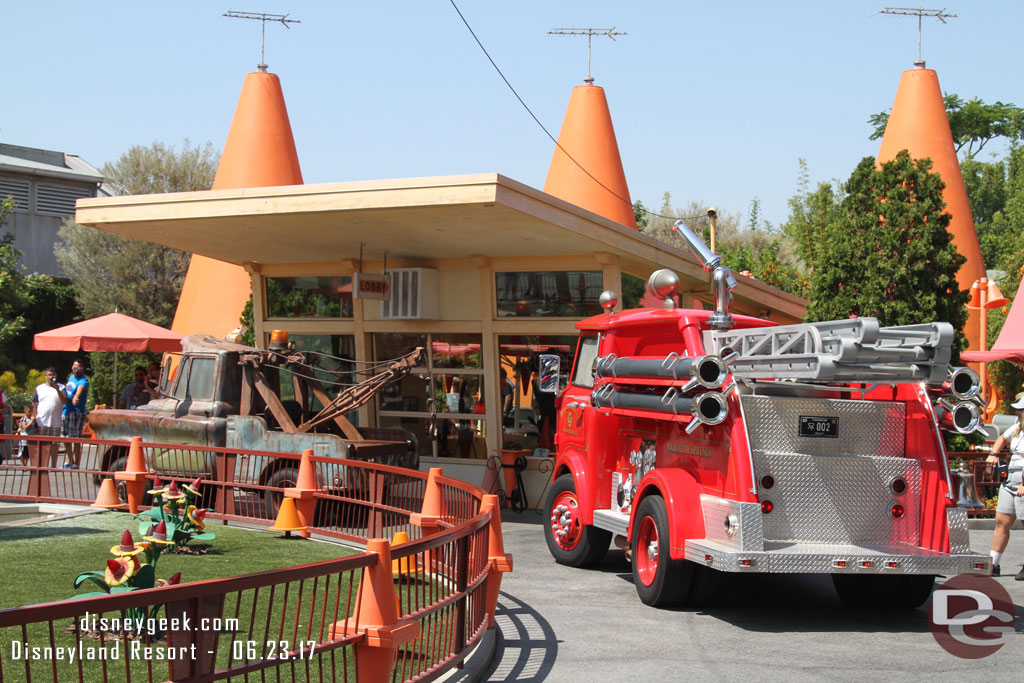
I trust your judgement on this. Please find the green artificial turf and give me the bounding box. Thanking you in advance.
[0,510,363,682]
[0,510,357,610]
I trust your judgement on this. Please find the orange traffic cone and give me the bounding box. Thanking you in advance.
[269,498,307,538]
[114,436,149,514]
[409,468,446,536]
[91,479,125,509]
[390,531,418,577]
[284,449,318,539]
[329,538,420,683]
[172,69,304,341]
[481,494,513,627]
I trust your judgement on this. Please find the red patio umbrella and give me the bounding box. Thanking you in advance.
[34,312,183,405]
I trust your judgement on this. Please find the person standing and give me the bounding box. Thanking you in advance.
[985,392,1024,580]
[32,367,68,468]
[62,359,89,469]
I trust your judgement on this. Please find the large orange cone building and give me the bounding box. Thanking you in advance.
[171,70,303,339]
[544,83,637,229]
[876,65,986,354]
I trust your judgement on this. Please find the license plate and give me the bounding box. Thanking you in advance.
[799,416,838,438]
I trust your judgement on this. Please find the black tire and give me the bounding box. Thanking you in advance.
[631,496,694,607]
[263,466,299,520]
[686,563,725,606]
[831,574,935,609]
[543,474,611,567]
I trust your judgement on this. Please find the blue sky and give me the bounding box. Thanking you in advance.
[2,1,1019,228]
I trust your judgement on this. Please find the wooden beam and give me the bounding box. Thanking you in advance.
[253,369,297,432]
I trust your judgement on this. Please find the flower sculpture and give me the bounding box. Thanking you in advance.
[110,530,147,558]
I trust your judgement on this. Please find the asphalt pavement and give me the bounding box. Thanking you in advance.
[483,510,1024,683]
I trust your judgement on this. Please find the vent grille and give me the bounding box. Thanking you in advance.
[379,268,438,319]
[36,183,92,216]
[0,178,30,212]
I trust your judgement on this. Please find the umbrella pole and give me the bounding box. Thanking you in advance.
[112,351,118,407]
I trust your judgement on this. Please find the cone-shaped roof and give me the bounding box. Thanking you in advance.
[877,67,986,351]
[544,84,637,229]
[172,71,303,339]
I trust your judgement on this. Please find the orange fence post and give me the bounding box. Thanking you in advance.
[409,467,446,536]
[114,436,151,513]
[481,494,513,627]
[283,449,318,538]
[329,538,420,683]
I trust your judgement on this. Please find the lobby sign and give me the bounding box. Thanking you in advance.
[353,273,391,301]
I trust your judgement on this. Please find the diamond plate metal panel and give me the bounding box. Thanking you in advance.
[685,539,990,575]
[755,452,921,544]
[700,495,764,551]
[742,395,905,458]
[946,507,972,555]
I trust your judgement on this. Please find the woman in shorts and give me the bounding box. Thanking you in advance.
[985,392,1024,579]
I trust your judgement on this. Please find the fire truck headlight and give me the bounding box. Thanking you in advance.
[724,513,740,536]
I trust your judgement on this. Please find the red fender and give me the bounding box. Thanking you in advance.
[551,449,595,525]
[632,468,706,561]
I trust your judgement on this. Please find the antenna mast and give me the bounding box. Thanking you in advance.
[548,27,627,84]
[224,10,300,72]
[880,7,956,67]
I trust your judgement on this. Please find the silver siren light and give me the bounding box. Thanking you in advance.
[599,290,618,311]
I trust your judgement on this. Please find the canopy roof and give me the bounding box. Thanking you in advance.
[33,312,183,353]
[961,292,1024,364]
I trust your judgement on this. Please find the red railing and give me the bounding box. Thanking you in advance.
[0,434,506,683]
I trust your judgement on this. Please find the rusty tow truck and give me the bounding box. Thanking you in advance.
[89,333,423,510]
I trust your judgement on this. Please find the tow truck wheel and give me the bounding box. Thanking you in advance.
[831,574,935,609]
[631,496,693,607]
[264,466,299,521]
[543,474,611,567]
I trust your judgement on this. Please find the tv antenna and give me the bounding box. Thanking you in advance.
[548,27,627,84]
[880,7,956,67]
[224,10,300,72]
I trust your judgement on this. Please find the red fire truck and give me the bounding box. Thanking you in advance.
[542,221,991,607]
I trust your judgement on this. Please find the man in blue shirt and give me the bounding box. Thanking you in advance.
[63,359,89,469]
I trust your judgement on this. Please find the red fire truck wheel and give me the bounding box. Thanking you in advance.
[631,496,694,606]
[543,474,611,567]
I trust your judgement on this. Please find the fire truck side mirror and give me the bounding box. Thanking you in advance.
[537,354,560,393]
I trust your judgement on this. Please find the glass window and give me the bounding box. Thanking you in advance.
[266,276,353,318]
[496,270,603,317]
[374,332,485,459]
[572,336,600,389]
[171,358,189,400]
[431,333,482,369]
[374,333,427,365]
[498,335,579,453]
[434,375,484,415]
[186,357,216,400]
[280,334,359,425]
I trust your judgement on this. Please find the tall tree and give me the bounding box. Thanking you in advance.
[780,159,843,275]
[805,152,968,350]
[55,140,218,326]
[869,95,1024,160]
[55,140,219,403]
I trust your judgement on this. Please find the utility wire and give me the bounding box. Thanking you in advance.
[448,0,705,225]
